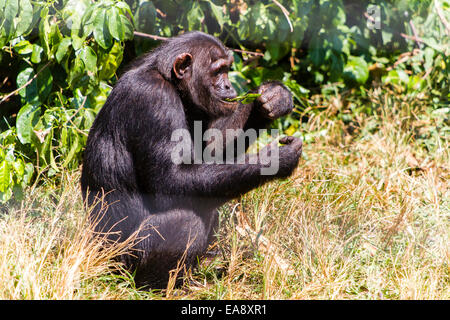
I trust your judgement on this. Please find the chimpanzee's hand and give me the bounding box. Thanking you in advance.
[277,136,303,177]
[255,81,294,119]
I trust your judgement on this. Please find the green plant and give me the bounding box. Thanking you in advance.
[0,0,448,202]
[0,0,133,201]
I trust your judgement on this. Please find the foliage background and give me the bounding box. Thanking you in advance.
[0,0,448,300]
[0,0,448,201]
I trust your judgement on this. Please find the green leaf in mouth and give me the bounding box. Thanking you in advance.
[225,93,261,104]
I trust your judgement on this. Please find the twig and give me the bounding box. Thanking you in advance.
[421,67,433,80]
[272,0,293,32]
[386,49,420,71]
[232,48,264,57]
[156,8,167,18]
[400,33,426,44]
[133,31,168,41]
[400,33,445,53]
[133,31,265,57]
[409,20,423,49]
[0,76,8,90]
[435,0,450,35]
[0,60,52,105]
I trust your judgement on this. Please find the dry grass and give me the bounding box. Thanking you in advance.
[185,91,449,300]
[0,174,153,299]
[0,90,448,299]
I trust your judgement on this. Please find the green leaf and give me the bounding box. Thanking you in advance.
[2,0,19,40]
[71,35,84,51]
[0,0,5,15]
[14,40,33,55]
[0,188,13,203]
[228,71,249,95]
[22,162,34,186]
[93,9,112,49]
[207,0,224,27]
[309,37,325,67]
[36,66,53,102]
[49,23,63,49]
[283,77,309,105]
[115,0,133,21]
[343,56,369,85]
[62,131,79,167]
[408,75,425,91]
[31,44,44,64]
[187,1,204,30]
[225,93,261,104]
[136,0,156,33]
[17,67,39,103]
[15,0,33,36]
[120,13,134,41]
[16,103,41,144]
[68,55,85,89]
[80,4,96,38]
[37,127,58,174]
[38,14,51,57]
[56,37,72,63]
[108,7,124,41]
[12,158,25,177]
[5,148,14,162]
[382,70,409,86]
[80,46,97,71]
[330,52,344,81]
[68,51,96,94]
[0,160,11,193]
[381,30,393,45]
[423,47,435,70]
[98,41,122,80]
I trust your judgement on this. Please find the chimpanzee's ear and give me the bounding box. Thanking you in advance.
[173,53,193,79]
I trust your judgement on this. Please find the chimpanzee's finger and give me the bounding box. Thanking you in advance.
[279,136,294,144]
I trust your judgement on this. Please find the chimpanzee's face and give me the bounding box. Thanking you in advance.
[207,48,237,103]
[173,45,238,116]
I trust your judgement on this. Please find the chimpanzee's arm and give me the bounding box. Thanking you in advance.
[165,138,301,199]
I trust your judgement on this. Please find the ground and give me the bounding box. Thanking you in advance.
[0,89,448,300]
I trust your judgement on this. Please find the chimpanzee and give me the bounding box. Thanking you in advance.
[80,31,302,289]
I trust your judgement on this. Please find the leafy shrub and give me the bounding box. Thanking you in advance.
[0,0,448,202]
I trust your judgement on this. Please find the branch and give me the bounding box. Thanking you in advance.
[0,61,52,106]
[409,20,423,49]
[232,48,264,57]
[272,0,293,32]
[133,31,168,41]
[435,0,450,35]
[133,31,264,57]
[400,33,426,44]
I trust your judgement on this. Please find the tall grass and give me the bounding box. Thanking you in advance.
[0,90,448,299]
[187,91,449,300]
[0,174,154,299]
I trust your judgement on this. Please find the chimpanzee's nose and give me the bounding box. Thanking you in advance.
[225,85,237,99]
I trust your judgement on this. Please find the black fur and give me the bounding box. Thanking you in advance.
[81,32,302,289]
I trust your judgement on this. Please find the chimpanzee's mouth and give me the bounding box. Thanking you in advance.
[218,97,239,106]
[221,99,237,104]
[221,100,239,109]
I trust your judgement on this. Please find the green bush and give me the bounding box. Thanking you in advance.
[0,0,448,202]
